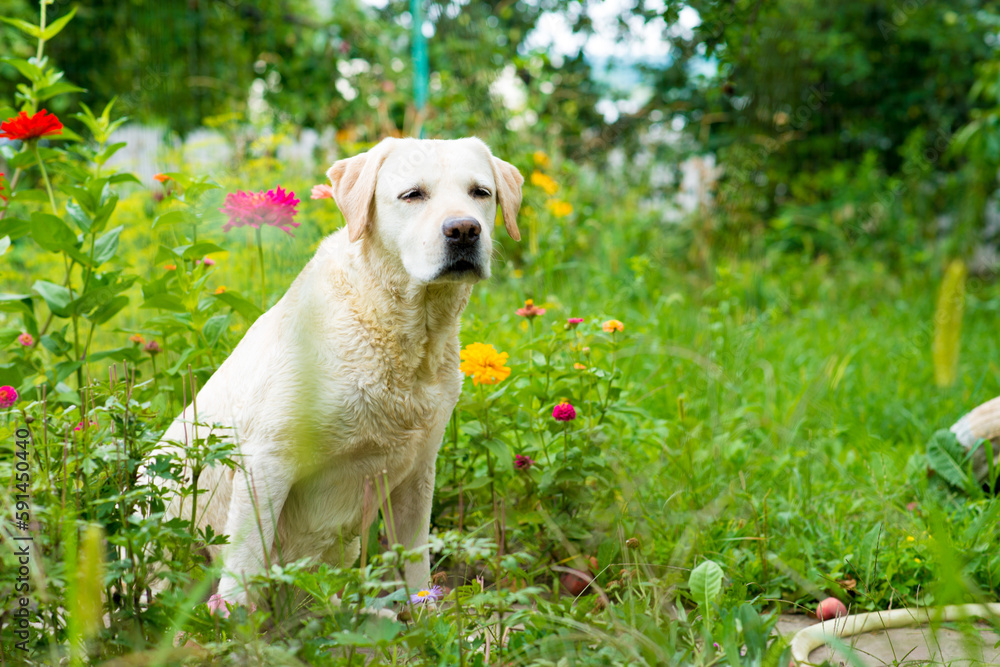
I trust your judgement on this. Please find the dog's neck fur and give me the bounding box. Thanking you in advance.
[343,236,473,380]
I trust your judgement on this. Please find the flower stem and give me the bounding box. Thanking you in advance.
[255,226,266,309]
[32,142,58,215]
[563,424,570,463]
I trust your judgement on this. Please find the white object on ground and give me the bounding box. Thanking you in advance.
[790,603,1000,665]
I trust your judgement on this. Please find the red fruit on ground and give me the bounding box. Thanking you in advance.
[816,596,848,621]
[559,569,593,596]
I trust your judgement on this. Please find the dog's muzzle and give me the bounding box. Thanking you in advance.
[438,217,484,277]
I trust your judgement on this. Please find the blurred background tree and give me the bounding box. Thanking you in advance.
[3,0,1000,269]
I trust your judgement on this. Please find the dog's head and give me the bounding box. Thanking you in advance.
[325,137,523,284]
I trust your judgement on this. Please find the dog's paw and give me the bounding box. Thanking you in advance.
[206,593,256,618]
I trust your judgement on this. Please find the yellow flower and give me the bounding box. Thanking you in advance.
[546,199,573,218]
[214,286,227,294]
[914,558,921,564]
[906,536,915,542]
[532,150,550,167]
[602,319,624,333]
[459,343,511,385]
[530,171,558,196]
[574,363,587,370]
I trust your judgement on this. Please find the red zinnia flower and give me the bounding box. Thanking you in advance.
[514,454,535,470]
[0,109,63,141]
[220,187,300,236]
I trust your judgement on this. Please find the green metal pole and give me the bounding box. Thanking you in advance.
[411,0,429,137]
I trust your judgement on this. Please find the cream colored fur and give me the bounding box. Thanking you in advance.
[152,137,523,611]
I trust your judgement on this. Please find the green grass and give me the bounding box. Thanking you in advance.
[2,151,1000,665]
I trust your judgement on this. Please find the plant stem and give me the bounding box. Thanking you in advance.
[255,226,266,309]
[32,142,58,215]
[0,168,22,220]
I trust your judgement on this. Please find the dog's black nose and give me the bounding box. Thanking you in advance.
[442,217,481,245]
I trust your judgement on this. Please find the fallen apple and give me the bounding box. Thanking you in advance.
[816,596,848,621]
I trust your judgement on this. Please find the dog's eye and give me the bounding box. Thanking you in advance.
[470,186,491,198]
[399,188,426,202]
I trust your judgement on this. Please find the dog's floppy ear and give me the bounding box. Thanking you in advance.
[326,140,394,243]
[492,157,523,242]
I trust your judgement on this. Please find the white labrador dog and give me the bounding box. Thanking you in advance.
[153,137,522,613]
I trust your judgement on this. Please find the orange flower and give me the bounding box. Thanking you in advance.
[154,173,171,183]
[214,286,227,294]
[164,263,177,271]
[574,363,587,370]
[459,343,511,385]
[602,319,624,333]
[129,334,145,345]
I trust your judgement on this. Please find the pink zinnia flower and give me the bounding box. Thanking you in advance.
[202,257,216,266]
[410,586,444,604]
[311,184,335,200]
[514,454,535,470]
[516,299,546,318]
[144,340,161,355]
[0,385,18,408]
[220,187,300,235]
[18,332,33,346]
[566,317,584,329]
[553,401,576,421]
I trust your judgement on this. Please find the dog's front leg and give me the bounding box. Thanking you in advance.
[213,453,294,612]
[387,455,436,590]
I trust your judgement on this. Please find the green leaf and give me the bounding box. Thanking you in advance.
[91,225,122,266]
[65,200,92,233]
[213,291,262,320]
[0,57,43,82]
[32,280,72,317]
[41,7,77,40]
[86,295,128,325]
[67,285,123,316]
[0,328,20,347]
[92,191,118,234]
[202,312,230,347]
[0,16,42,39]
[0,218,30,240]
[95,142,126,165]
[858,523,882,585]
[87,346,142,363]
[10,188,51,203]
[108,173,142,186]
[153,210,190,228]
[181,242,226,260]
[482,437,512,471]
[30,212,78,252]
[932,260,966,387]
[140,294,186,312]
[0,293,34,319]
[35,81,86,102]
[688,559,723,611]
[927,429,971,488]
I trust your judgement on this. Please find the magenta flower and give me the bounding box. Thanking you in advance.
[410,585,444,604]
[202,256,216,267]
[553,401,576,421]
[18,332,33,346]
[0,385,18,408]
[514,454,535,470]
[220,187,300,235]
[144,340,161,356]
[566,317,584,330]
[74,419,98,432]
